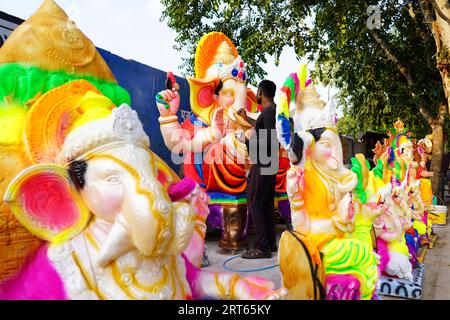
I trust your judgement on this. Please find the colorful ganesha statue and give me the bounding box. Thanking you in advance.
[0,0,128,282]
[275,67,388,300]
[155,32,286,251]
[372,120,434,274]
[373,159,414,281]
[373,120,434,235]
[0,0,286,300]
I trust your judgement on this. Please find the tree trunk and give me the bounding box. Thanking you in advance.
[423,0,450,195]
[433,0,450,113]
[419,104,446,195]
[418,102,446,195]
[429,118,444,195]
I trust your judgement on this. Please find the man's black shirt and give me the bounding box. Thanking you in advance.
[246,104,278,168]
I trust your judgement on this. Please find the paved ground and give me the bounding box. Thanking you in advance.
[418,213,450,300]
[204,224,287,289]
[203,204,450,300]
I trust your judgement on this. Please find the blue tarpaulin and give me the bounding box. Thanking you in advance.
[99,49,191,174]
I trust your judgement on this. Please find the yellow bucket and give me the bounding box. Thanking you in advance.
[429,205,448,226]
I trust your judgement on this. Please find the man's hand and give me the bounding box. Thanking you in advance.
[244,128,255,140]
[156,89,180,117]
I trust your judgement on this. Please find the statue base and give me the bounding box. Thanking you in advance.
[219,204,249,253]
[219,239,248,255]
[377,263,425,300]
[207,193,249,254]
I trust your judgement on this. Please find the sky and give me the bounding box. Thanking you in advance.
[0,0,337,105]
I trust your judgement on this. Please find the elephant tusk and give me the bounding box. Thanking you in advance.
[227,107,237,122]
[97,214,134,268]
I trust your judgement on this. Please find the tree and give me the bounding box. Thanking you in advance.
[160,0,449,194]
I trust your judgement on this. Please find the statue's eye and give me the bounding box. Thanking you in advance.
[106,175,120,183]
[221,89,234,97]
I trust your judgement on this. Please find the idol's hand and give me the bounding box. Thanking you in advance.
[417,147,434,178]
[286,166,305,198]
[234,129,246,143]
[188,186,210,223]
[380,146,391,164]
[231,276,287,300]
[156,89,180,117]
[211,107,226,138]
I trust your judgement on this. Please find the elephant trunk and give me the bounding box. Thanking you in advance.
[227,84,250,124]
[121,190,161,256]
[97,195,197,266]
[163,202,197,256]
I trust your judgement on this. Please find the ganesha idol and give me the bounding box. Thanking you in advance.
[372,121,434,278]
[373,161,414,281]
[0,81,284,300]
[155,32,289,251]
[275,67,389,300]
[373,121,434,240]
[0,0,285,300]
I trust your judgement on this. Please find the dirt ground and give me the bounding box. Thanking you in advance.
[204,205,450,300]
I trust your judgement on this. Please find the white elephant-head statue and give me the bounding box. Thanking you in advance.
[2,80,196,298]
[1,80,284,300]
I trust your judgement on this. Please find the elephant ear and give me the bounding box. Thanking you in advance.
[187,77,221,126]
[151,151,180,188]
[4,164,90,244]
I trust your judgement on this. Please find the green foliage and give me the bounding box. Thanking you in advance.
[312,1,445,139]
[160,0,315,85]
[161,0,447,137]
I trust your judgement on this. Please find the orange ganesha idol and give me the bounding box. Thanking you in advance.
[155,32,259,252]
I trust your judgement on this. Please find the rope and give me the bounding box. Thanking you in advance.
[222,255,279,273]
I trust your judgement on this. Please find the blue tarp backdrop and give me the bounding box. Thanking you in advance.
[98,48,192,174]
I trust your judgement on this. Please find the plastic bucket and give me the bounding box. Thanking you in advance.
[429,205,448,226]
